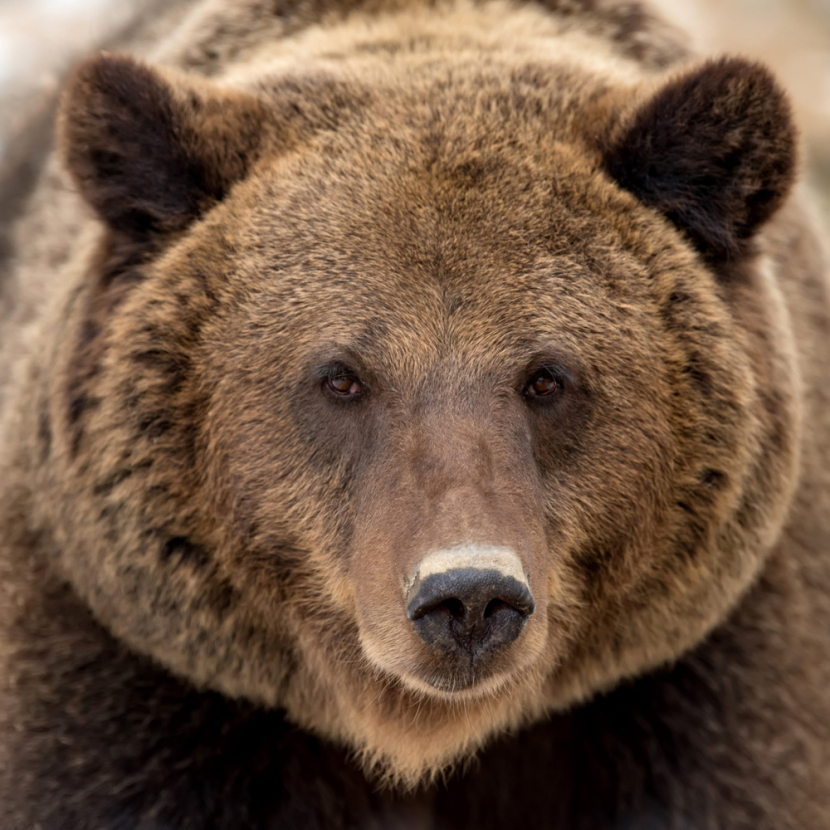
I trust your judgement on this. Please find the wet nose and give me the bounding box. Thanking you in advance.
[406,547,535,661]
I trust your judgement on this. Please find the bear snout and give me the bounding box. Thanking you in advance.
[405,545,535,672]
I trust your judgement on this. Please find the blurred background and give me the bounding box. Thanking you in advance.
[0,0,829,215]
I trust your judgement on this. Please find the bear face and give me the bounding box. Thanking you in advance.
[37,25,802,784]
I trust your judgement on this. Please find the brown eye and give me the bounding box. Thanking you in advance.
[525,368,560,398]
[326,373,362,398]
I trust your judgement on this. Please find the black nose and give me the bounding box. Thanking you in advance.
[407,568,535,661]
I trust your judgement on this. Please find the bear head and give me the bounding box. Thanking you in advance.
[43,39,801,784]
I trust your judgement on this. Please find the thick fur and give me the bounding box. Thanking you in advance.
[0,0,828,827]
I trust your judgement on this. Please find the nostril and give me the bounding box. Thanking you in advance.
[409,596,466,622]
[442,597,466,621]
[484,598,512,619]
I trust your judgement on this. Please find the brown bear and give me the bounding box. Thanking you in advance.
[0,0,828,827]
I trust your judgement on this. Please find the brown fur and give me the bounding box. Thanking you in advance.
[0,0,828,827]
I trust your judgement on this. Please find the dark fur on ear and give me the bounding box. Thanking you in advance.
[59,54,269,238]
[604,57,797,264]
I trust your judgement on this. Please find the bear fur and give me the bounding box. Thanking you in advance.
[0,0,828,827]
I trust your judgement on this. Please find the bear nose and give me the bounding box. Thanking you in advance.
[406,551,535,661]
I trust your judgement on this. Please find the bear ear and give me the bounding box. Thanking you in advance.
[604,58,797,265]
[59,53,269,240]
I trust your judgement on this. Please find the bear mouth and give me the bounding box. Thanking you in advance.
[394,661,519,701]
[358,625,538,704]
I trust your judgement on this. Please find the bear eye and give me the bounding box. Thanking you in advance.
[325,372,363,399]
[524,368,560,399]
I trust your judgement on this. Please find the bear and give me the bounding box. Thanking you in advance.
[0,0,828,826]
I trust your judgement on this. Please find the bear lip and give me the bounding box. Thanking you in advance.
[389,661,521,701]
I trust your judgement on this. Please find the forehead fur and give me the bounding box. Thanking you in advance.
[168,71,678,364]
